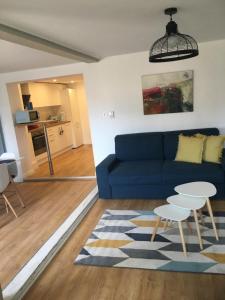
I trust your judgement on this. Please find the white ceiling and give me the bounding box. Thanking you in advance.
[0,0,225,73]
[0,40,75,73]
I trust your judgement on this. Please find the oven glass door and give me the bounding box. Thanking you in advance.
[32,134,46,156]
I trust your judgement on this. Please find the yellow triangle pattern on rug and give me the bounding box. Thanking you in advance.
[202,252,225,263]
[86,239,132,248]
[131,219,165,227]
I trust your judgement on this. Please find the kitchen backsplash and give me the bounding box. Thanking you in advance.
[37,106,62,121]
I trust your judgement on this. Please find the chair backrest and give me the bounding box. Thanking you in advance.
[0,164,10,193]
[0,153,16,160]
[0,153,18,177]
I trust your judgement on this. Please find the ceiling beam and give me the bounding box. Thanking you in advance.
[0,23,99,63]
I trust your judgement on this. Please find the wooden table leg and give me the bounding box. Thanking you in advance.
[151,216,161,242]
[178,221,187,256]
[193,210,203,250]
[163,219,169,230]
[206,198,219,241]
[198,209,205,225]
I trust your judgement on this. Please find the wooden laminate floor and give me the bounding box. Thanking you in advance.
[28,145,95,178]
[0,180,96,288]
[24,199,225,300]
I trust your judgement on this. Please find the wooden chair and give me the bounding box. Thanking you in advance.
[0,164,24,218]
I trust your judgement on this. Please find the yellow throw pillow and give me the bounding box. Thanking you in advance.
[175,134,204,164]
[195,133,207,143]
[195,134,225,164]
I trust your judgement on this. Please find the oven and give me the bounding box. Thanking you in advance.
[31,129,47,156]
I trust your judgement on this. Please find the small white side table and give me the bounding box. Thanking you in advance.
[175,181,219,241]
[167,194,206,250]
[151,204,191,256]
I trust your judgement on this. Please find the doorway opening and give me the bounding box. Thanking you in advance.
[7,74,95,180]
[1,74,97,292]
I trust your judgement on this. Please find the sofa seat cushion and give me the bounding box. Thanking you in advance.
[109,160,163,185]
[163,160,224,184]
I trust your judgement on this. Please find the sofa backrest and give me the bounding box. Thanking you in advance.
[114,128,219,161]
[115,132,163,161]
[163,127,219,160]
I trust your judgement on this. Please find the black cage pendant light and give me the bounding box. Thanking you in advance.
[149,7,199,63]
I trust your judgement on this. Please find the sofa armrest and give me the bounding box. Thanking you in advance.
[222,148,225,171]
[96,154,118,198]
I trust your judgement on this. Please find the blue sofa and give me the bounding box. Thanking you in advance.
[96,128,225,200]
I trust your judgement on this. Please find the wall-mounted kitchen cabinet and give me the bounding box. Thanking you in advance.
[21,83,62,108]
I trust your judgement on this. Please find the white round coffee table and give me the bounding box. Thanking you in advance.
[167,194,207,250]
[175,181,217,198]
[175,181,219,241]
[151,204,191,256]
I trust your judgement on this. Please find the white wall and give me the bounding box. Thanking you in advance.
[76,82,92,144]
[6,83,37,177]
[0,83,24,180]
[0,83,19,158]
[65,83,92,145]
[0,39,225,179]
[0,62,88,180]
[85,39,225,164]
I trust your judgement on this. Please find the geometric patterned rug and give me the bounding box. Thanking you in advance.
[75,210,225,274]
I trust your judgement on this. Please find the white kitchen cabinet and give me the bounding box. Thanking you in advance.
[47,126,60,154]
[62,123,73,148]
[56,126,66,151]
[68,89,83,147]
[47,123,73,155]
[28,83,62,107]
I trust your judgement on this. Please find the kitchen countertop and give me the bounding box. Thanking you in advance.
[26,121,71,133]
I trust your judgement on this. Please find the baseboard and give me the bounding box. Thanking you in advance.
[20,160,38,178]
[2,186,98,300]
[24,176,96,182]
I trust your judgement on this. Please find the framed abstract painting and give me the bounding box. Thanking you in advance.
[141,70,193,115]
